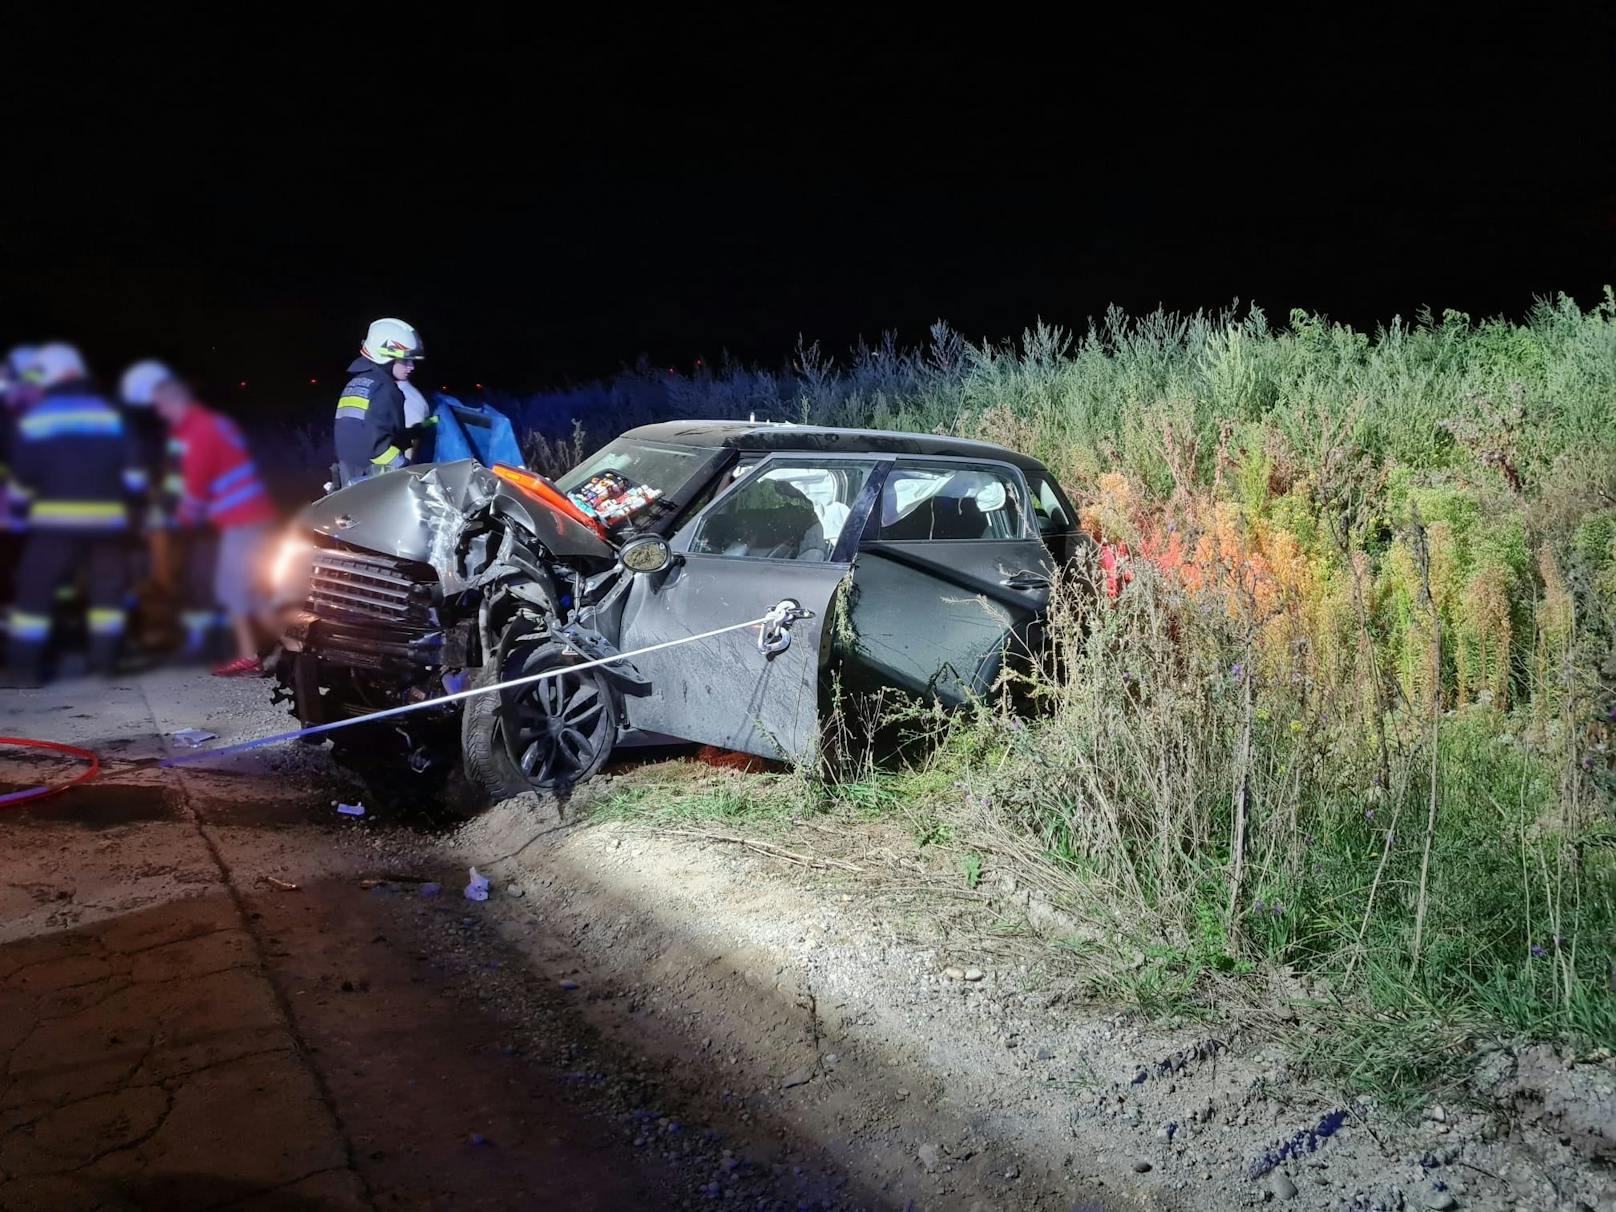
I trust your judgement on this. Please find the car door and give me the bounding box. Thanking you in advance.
[1024,466,1090,567]
[617,454,889,761]
[839,458,1054,705]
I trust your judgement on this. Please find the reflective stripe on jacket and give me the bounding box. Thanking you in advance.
[171,405,276,530]
[333,357,409,469]
[13,383,134,532]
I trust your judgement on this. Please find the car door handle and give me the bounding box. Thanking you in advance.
[1000,571,1051,591]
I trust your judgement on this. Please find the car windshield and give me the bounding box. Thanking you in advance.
[555,438,723,530]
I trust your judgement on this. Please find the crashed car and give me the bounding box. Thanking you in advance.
[267,421,1086,799]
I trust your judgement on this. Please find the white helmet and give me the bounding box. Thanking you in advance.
[360,318,425,363]
[24,343,88,388]
[121,359,177,406]
[0,345,38,393]
[4,345,38,377]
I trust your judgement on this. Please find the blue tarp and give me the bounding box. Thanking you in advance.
[425,394,525,469]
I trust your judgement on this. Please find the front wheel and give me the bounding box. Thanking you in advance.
[460,634,618,801]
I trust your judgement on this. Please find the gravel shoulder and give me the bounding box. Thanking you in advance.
[434,781,1616,1212]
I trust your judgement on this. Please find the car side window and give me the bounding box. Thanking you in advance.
[874,461,1031,541]
[1027,472,1076,535]
[688,459,877,561]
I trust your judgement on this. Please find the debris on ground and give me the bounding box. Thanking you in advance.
[261,875,299,891]
[464,867,491,901]
[1248,1109,1348,1178]
[170,728,218,747]
[336,801,367,817]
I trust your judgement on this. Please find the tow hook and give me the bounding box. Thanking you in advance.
[757,599,814,656]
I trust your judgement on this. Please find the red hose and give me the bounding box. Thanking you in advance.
[0,737,102,808]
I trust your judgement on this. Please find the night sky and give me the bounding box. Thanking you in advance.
[6,13,1614,407]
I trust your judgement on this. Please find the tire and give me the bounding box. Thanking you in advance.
[461,632,618,801]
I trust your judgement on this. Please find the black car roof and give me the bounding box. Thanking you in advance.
[617,420,1051,475]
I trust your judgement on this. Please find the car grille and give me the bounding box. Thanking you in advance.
[306,548,435,628]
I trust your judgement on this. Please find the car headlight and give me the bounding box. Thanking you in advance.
[269,535,312,593]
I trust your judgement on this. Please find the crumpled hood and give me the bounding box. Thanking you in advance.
[300,460,615,569]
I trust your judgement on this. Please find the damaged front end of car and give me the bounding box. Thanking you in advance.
[266,460,660,792]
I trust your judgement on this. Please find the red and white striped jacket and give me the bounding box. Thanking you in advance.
[170,405,276,530]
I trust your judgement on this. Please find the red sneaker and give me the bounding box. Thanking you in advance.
[212,656,262,678]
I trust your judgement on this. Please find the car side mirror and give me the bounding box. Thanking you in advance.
[620,534,674,574]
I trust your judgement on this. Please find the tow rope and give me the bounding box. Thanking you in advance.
[0,738,102,808]
[163,600,810,767]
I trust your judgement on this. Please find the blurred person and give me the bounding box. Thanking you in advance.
[117,360,171,519]
[1,345,42,520]
[0,345,41,625]
[117,360,178,645]
[334,317,425,486]
[126,363,234,665]
[148,371,277,677]
[5,344,141,681]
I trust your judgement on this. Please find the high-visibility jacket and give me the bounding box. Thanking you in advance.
[0,404,23,529]
[12,381,138,532]
[169,404,276,530]
[333,357,410,471]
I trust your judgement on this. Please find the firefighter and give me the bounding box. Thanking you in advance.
[334,317,425,487]
[0,346,41,623]
[117,360,171,521]
[148,370,277,676]
[5,344,140,681]
[117,360,176,647]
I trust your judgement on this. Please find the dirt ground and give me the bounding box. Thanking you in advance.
[1,670,1612,1211]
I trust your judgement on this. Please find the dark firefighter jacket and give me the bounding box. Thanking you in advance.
[12,380,141,532]
[334,357,411,470]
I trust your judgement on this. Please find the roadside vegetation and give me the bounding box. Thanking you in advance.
[585,292,1616,1104]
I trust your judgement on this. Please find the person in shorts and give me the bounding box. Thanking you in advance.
[143,369,276,676]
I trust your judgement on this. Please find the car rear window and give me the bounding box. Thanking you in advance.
[874,462,1031,541]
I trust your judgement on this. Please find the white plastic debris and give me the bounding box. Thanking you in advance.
[171,729,218,747]
[335,802,366,817]
[464,867,490,902]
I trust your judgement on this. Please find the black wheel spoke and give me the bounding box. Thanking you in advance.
[563,683,599,716]
[559,730,591,769]
[564,697,604,726]
[520,739,545,775]
[491,644,612,788]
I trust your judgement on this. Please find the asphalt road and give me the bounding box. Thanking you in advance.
[0,671,746,1211]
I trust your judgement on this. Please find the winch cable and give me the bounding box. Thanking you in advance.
[0,738,102,809]
[163,600,807,768]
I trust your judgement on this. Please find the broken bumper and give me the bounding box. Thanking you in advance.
[279,609,445,676]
